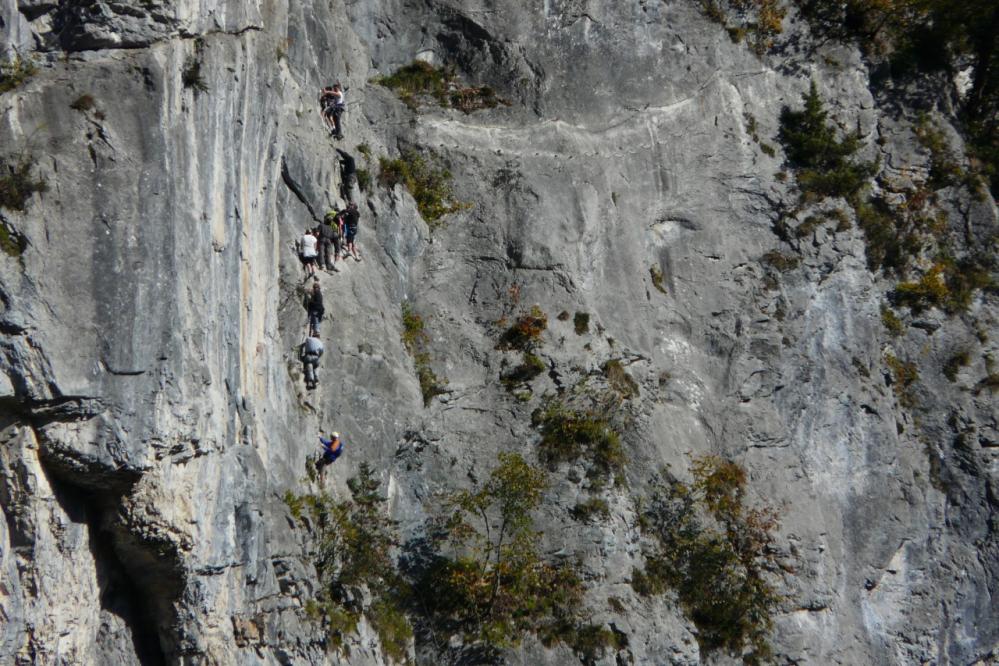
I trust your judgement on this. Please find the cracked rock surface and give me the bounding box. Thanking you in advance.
[0,1,997,664]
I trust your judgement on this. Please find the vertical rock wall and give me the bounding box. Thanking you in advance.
[0,1,996,664]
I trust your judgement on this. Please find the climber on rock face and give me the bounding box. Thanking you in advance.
[299,228,319,280]
[343,202,361,261]
[304,281,325,337]
[316,432,343,474]
[318,216,340,273]
[335,148,358,202]
[319,83,346,139]
[300,332,324,390]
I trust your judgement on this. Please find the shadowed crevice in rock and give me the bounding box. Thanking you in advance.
[48,474,169,666]
[39,456,181,664]
[281,157,322,224]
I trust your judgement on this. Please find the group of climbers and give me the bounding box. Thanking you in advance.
[299,201,361,277]
[290,86,363,475]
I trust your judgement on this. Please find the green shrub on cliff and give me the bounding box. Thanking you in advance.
[778,81,876,203]
[0,54,36,95]
[401,303,448,406]
[532,399,625,481]
[417,453,615,659]
[285,464,412,659]
[633,456,782,664]
[0,158,47,212]
[379,150,470,225]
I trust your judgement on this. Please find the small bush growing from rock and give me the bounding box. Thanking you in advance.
[374,60,450,109]
[496,305,548,351]
[0,158,48,212]
[885,353,919,408]
[701,0,785,54]
[374,60,508,113]
[401,303,448,407]
[853,196,924,274]
[778,81,876,203]
[633,455,782,664]
[379,150,469,226]
[0,221,27,258]
[532,400,625,481]
[943,350,971,382]
[70,94,96,112]
[285,464,412,660]
[915,114,984,196]
[650,265,667,293]
[419,453,614,659]
[892,257,993,315]
[182,56,208,93]
[760,250,799,272]
[500,352,545,390]
[0,54,36,95]
[880,304,905,336]
[355,167,371,192]
[794,214,824,238]
[570,497,610,522]
[573,312,590,335]
[603,360,640,399]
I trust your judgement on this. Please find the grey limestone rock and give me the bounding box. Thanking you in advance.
[0,0,997,664]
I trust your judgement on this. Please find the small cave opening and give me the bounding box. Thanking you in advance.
[45,471,169,666]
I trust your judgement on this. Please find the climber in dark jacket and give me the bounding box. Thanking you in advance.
[315,432,343,474]
[343,202,361,261]
[335,148,357,202]
[304,281,325,337]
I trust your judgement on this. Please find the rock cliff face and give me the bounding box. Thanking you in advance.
[1,1,996,664]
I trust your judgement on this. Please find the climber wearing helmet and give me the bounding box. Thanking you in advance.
[315,432,343,474]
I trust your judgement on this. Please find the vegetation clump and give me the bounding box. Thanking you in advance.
[374,60,507,113]
[0,158,48,212]
[419,453,615,659]
[285,464,412,660]
[0,54,36,95]
[880,304,905,336]
[891,256,993,314]
[700,0,786,54]
[778,81,876,203]
[760,249,799,272]
[532,399,625,481]
[500,352,545,390]
[70,94,96,112]
[0,222,27,258]
[943,350,971,382]
[401,303,448,407]
[182,56,208,93]
[573,311,590,335]
[379,150,469,226]
[885,353,919,408]
[570,497,611,523]
[914,115,984,195]
[650,265,668,294]
[797,1,999,199]
[182,59,207,93]
[602,359,640,399]
[853,196,926,274]
[633,455,782,664]
[496,305,548,351]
